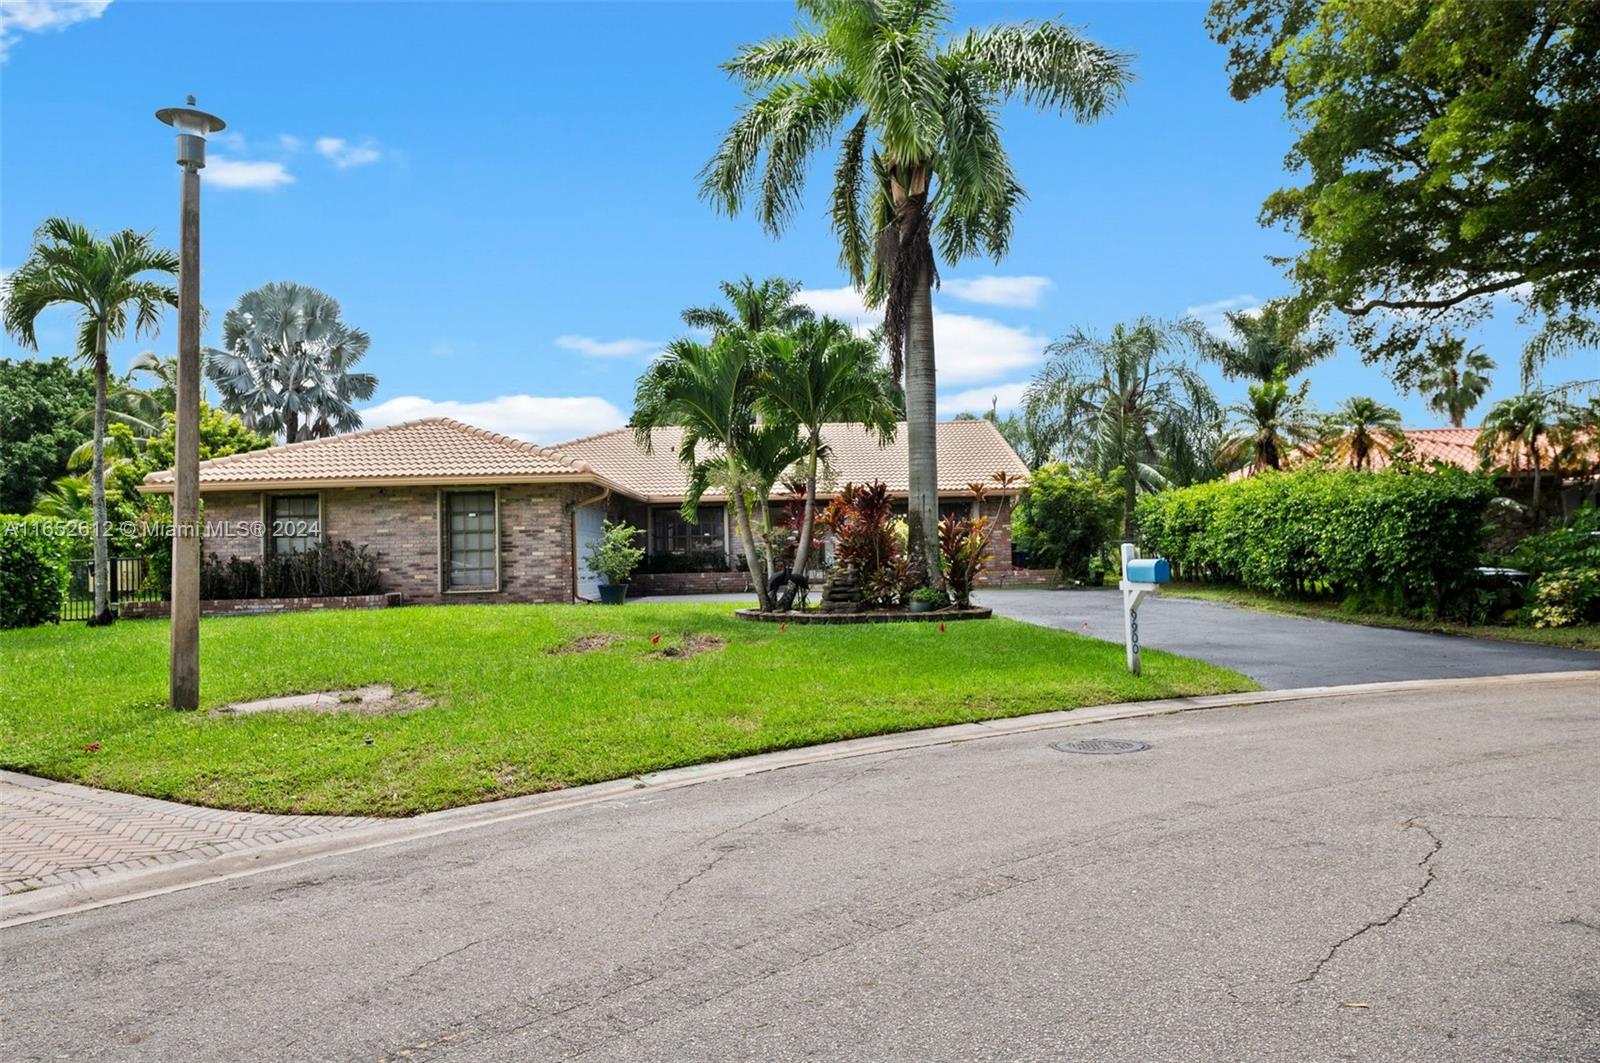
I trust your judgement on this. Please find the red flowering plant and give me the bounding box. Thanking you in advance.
[816,482,911,607]
[939,511,992,608]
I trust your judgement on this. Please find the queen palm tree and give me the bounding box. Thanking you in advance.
[3,218,178,625]
[1216,368,1319,472]
[1023,317,1218,538]
[755,317,898,604]
[631,334,782,610]
[1479,390,1569,523]
[703,0,1132,582]
[1321,396,1405,470]
[1200,302,1336,383]
[206,282,377,443]
[682,275,815,337]
[1417,337,1495,428]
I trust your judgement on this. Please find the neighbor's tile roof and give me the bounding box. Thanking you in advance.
[1232,426,1563,478]
[556,420,1029,500]
[141,418,605,492]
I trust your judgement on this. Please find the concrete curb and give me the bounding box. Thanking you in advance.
[4,669,1594,929]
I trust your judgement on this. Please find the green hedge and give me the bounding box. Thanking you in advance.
[1136,467,1494,617]
[1,514,70,628]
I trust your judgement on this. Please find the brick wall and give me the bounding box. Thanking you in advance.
[630,570,752,596]
[123,593,402,619]
[198,483,584,605]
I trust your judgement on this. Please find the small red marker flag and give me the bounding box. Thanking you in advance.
[780,622,787,633]
[650,634,661,645]
[938,623,946,633]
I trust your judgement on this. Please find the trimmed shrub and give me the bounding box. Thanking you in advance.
[1510,506,1600,627]
[198,541,382,601]
[1011,465,1122,579]
[1,514,70,628]
[1137,467,1494,617]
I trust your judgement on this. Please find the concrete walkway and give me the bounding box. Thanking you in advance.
[0,771,376,895]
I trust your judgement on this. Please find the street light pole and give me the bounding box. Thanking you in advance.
[156,96,225,710]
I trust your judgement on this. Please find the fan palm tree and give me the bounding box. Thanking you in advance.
[703,0,1132,581]
[1200,302,1336,383]
[1417,337,1495,428]
[755,317,898,602]
[1320,397,1405,470]
[1478,391,1569,523]
[1023,317,1218,538]
[682,275,815,337]
[631,334,782,610]
[2,218,178,625]
[206,282,377,443]
[1216,368,1320,472]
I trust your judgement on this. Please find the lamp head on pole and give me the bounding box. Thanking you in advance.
[156,96,226,170]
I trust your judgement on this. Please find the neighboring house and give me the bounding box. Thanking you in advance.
[1238,427,1577,476]
[140,417,1034,603]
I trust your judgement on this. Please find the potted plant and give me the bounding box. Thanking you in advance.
[585,520,645,604]
[908,586,944,613]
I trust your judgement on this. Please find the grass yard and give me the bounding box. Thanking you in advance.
[1162,583,1600,651]
[0,603,1253,816]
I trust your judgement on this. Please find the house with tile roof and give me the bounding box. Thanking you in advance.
[141,417,1035,603]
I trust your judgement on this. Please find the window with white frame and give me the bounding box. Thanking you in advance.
[443,491,498,590]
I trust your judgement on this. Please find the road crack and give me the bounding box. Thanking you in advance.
[405,938,484,980]
[1295,817,1442,989]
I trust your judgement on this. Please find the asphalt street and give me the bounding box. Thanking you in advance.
[6,675,1598,1062]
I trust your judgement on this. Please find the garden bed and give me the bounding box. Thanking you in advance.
[735,606,992,624]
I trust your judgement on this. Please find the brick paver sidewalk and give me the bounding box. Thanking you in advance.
[0,771,378,895]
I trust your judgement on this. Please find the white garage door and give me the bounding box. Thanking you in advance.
[575,505,606,601]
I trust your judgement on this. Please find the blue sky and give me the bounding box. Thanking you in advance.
[3,0,1594,443]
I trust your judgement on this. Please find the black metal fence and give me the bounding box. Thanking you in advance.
[62,558,161,622]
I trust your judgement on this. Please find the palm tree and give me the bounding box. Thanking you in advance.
[206,282,377,443]
[683,275,815,337]
[1416,337,1495,428]
[703,0,1132,582]
[632,334,782,610]
[1216,368,1320,472]
[1200,302,1336,383]
[2,218,178,625]
[1023,317,1218,538]
[1479,391,1568,523]
[1321,397,1405,470]
[755,317,898,601]
[67,351,182,470]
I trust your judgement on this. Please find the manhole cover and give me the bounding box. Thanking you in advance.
[1049,738,1150,755]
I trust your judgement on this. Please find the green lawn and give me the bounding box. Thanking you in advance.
[1162,583,1600,651]
[0,603,1253,816]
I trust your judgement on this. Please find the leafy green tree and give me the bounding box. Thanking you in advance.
[1320,396,1405,471]
[631,334,785,610]
[1023,317,1219,538]
[2,218,178,625]
[1416,337,1495,429]
[755,317,898,596]
[1200,301,1335,383]
[206,282,377,443]
[1011,463,1121,579]
[1217,368,1319,472]
[1478,390,1570,523]
[1207,1,1600,384]
[0,356,95,513]
[702,0,1132,581]
[682,276,815,337]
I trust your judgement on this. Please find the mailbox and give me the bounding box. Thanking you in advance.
[1124,557,1170,585]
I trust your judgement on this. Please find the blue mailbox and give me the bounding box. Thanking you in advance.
[1125,557,1170,585]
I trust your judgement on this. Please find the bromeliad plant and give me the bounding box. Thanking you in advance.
[938,511,991,608]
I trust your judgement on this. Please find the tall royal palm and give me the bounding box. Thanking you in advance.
[1417,337,1495,428]
[3,218,178,625]
[206,282,377,443]
[703,0,1132,580]
[683,275,815,337]
[756,317,898,600]
[1023,317,1218,539]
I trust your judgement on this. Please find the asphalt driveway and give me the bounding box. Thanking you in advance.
[976,589,1599,689]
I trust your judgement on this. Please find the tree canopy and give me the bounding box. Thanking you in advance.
[0,357,95,513]
[1207,0,1600,384]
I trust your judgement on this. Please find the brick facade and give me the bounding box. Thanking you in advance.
[199,484,584,605]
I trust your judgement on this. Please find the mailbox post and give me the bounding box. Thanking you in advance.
[1119,542,1170,675]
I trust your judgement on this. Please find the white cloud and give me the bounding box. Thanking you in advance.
[204,157,294,190]
[554,335,662,359]
[798,285,1047,387]
[942,275,1052,309]
[361,394,627,445]
[1184,294,1262,339]
[0,0,110,60]
[315,136,382,169]
[277,134,304,152]
[938,380,1031,416]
